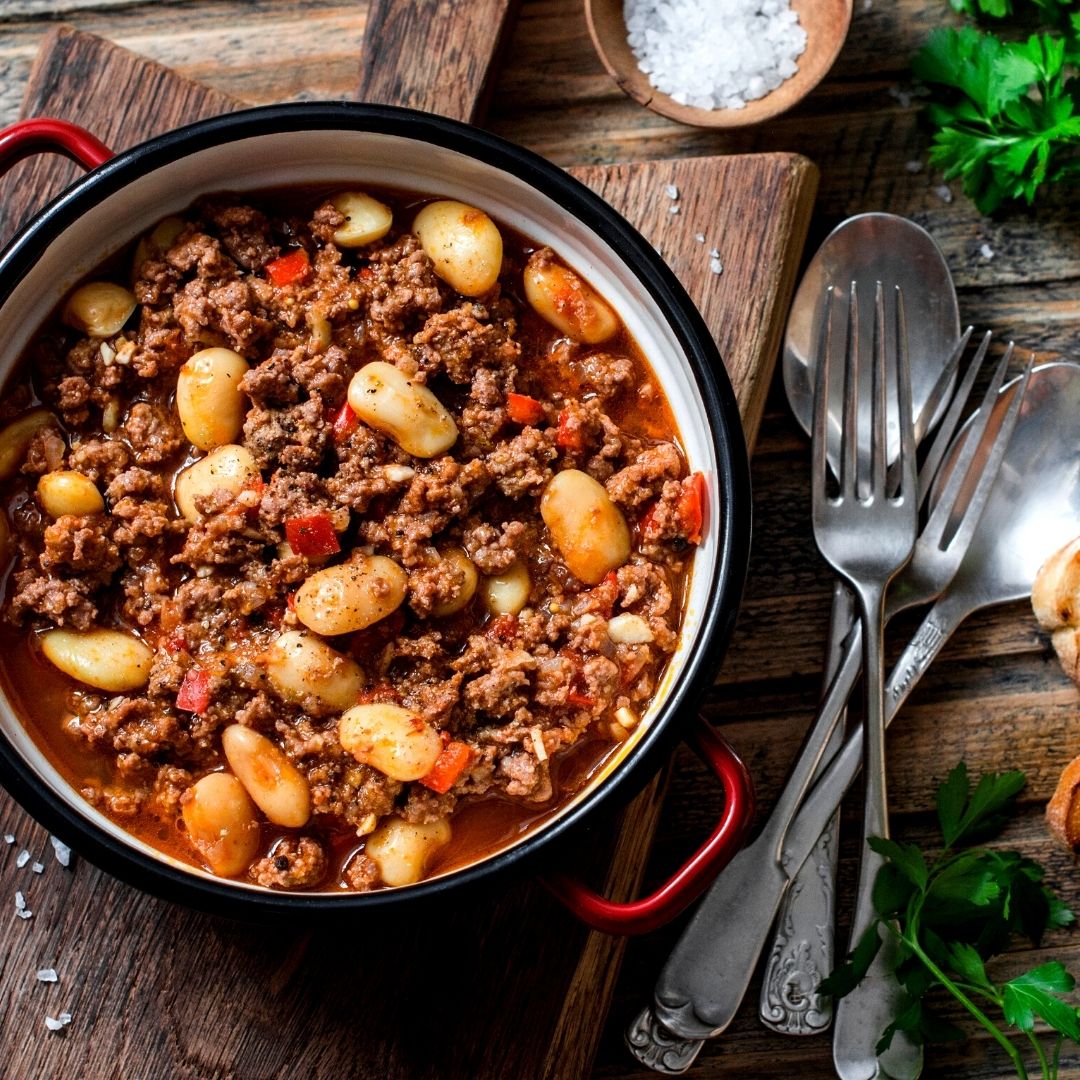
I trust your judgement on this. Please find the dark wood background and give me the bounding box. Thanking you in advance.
[1,3,1079,1079]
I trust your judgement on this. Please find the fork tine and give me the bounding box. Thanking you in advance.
[842,282,860,500]
[939,354,1034,557]
[913,325,974,443]
[917,330,993,509]
[893,285,916,499]
[921,342,1016,550]
[870,283,888,496]
[812,286,835,503]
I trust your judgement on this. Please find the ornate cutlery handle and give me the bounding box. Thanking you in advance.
[631,591,972,1072]
[760,580,853,1035]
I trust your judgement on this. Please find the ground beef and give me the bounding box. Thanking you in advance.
[121,401,185,465]
[363,235,446,331]
[412,303,520,384]
[486,427,557,498]
[7,569,97,628]
[606,443,683,509]
[41,514,121,575]
[249,837,327,889]
[69,439,132,484]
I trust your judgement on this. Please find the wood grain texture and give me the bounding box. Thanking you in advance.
[357,0,520,123]
[0,15,818,1080]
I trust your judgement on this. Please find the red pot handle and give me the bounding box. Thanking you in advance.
[543,714,754,935]
[0,118,114,177]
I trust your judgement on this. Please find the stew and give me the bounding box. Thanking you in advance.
[0,186,703,891]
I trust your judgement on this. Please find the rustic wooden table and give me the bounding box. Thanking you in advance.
[2,3,1079,1079]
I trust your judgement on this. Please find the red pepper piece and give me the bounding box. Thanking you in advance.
[638,499,660,540]
[176,668,211,714]
[676,472,706,545]
[419,740,472,794]
[566,691,596,709]
[506,393,545,425]
[285,514,341,557]
[555,408,586,452]
[331,401,359,443]
[265,248,310,287]
[354,683,404,706]
[163,632,188,656]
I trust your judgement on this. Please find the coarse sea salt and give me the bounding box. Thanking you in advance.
[625,0,807,111]
[49,837,71,868]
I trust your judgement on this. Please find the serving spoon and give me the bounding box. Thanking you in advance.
[762,213,961,1037]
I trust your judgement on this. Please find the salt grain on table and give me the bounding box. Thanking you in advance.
[665,183,679,200]
[15,850,29,869]
[15,890,31,919]
[49,837,71,867]
[45,1012,71,1032]
[3,835,14,845]
[625,0,807,110]
[31,862,44,874]
[36,968,58,983]
[934,184,954,204]
[905,160,923,173]
[979,243,995,260]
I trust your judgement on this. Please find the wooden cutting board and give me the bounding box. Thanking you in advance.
[0,13,816,1079]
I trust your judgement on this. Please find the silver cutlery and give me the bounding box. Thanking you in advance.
[811,284,920,1080]
[762,327,971,1036]
[765,215,962,1036]
[625,344,1034,1075]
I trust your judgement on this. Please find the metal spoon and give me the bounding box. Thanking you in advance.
[626,360,1080,1074]
[763,214,961,1037]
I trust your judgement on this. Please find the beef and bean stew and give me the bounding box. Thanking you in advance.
[0,187,705,891]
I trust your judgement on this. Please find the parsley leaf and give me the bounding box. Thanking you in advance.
[912,25,1080,212]
[1002,964,1080,1040]
[824,763,1080,1078]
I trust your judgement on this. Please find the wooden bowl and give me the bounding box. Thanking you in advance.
[585,0,853,129]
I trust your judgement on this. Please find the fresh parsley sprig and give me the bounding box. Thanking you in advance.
[822,763,1079,1080]
[912,26,1080,213]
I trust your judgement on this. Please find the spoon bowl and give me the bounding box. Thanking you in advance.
[785,213,961,466]
[584,0,853,129]
[935,360,1080,611]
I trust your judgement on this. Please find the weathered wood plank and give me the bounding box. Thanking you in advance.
[357,0,520,123]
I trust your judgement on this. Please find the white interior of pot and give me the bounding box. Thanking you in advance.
[0,128,724,891]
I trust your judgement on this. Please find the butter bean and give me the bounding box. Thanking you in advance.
[330,191,393,247]
[221,724,311,828]
[62,281,137,338]
[428,547,479,618]
[480,560,531,615]
[347,362,457,458]
[294,555,408,636]
[541,469,630,585]
[40,628,153,692]
[413,200,502,297]
[523,251,618,344]
[0,409,57,482]
[263,630,365,713]
[181,772,261,877]
[365,817,451,887]
[174,444,259,523]
[37,470,104,518]
[338,703,442,782]
[176,348,250,451]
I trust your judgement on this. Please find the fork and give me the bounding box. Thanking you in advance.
[811,282,921,1079]
[761,328,992,1035]
[628,335,1030,1075]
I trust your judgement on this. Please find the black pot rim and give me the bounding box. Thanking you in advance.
[0,101,751,918]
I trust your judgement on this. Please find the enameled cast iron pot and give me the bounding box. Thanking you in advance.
[0,103,752,934]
